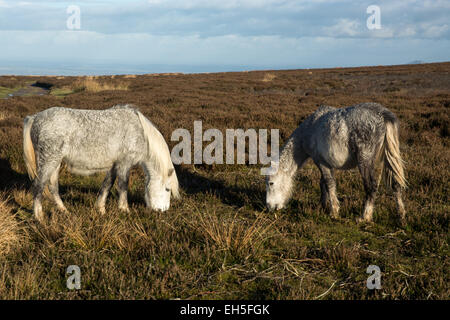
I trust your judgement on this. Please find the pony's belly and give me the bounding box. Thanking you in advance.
[65,159,114,176]
[66,165,111,176]
[329,152,357,169]
[325,147,353,169]
[314,119,357,169]
[317,139,355,169]
[63,145,118,175]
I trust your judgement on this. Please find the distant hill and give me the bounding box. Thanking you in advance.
[408,60,425,64]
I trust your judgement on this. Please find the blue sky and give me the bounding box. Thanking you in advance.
[1,0,449,74]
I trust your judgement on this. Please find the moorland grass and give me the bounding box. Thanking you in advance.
[0,63,448,299]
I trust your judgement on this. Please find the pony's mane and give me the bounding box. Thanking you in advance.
[135,110,180,198]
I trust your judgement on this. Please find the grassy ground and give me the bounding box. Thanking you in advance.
[0,63,448,299]
[0,86,18,99]
[50,88,75,97]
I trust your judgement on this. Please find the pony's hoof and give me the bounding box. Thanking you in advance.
[58,206,69,214]
[356,216,372,224]
[398,216,407,228]
[330,213,340,220]
[34,213,47,224]
[35,217,45,224]
[95,204,106,215]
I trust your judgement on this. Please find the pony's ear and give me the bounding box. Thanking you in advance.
[168,168,174,177]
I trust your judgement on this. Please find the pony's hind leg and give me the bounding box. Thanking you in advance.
[116,165,130,212]
[317,164,339,219]
[32,160,61,222]
[48,163,67,213]
[356,159,379,223]
[32,178,45,223]
[95,167,117,214]
[320,176,330,210]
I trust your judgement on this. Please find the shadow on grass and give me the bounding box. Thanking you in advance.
[0,160,267,212]
[0,158,29,190]
[177,166,266,211]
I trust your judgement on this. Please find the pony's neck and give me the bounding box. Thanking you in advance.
[278,134,307,174]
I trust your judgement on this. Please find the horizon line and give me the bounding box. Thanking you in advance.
[1,60,449,77]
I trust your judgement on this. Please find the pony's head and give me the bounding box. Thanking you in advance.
[136,110,181,212]
[265,161,295,210]
[145,167,179,211]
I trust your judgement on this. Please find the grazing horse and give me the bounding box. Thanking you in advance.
[266,103,406,223]
[23,104,180,222]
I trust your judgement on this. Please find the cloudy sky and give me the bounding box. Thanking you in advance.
[1,0,449,74]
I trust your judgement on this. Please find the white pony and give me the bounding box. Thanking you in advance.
[23,104,180,222]
[266,103,406,224]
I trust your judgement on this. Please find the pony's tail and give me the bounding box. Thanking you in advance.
[23,116,51,198]
[381,111,407,189]
[23,116,37,181]
[136,110,181,199]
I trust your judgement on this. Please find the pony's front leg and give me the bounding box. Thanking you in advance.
[116,166,130,212]
[95,168,116,214]
[318,164,340,219]
[320,176,330,211]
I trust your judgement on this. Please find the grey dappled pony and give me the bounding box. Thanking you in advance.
[266,103,406,224]
[23,104,180,222]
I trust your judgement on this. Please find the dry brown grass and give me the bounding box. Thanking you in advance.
[186,208,277,258]
[262,73,276,82]
[0,259,44,299]
[0,62,448,299]
[0,110,9,121]
[0,193,27,255]
[73,77,129,92]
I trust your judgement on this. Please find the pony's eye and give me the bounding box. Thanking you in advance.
[165,188,170,192]
[269,182,274,186]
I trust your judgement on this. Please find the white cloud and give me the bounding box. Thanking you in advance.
[398,26,416,37]
[323,19,361,37]
[146,0,305,10]
[0,0,449,40]
[422,23,449,38]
